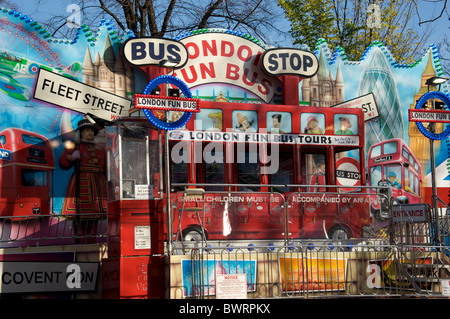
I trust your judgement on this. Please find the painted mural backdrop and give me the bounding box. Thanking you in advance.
[0,7,448,217]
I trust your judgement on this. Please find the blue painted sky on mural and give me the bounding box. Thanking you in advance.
[11,0,449,53]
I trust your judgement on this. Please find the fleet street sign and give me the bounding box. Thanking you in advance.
[331,93,379,122]
[33,69,132,121]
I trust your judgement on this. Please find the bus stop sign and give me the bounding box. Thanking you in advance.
[336,157,361,191]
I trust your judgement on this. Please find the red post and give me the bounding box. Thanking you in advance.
[280,75,302,106]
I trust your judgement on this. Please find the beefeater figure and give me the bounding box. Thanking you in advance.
[59,119,107,219]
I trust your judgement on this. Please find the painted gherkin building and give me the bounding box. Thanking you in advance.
[357,47,404,155]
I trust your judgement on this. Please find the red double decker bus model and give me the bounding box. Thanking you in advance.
[367,138,423,221]
[165,102,372,241]
[0,128,55,216]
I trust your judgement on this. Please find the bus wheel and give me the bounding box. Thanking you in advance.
[328,225,351,240]
[182,226,207,242]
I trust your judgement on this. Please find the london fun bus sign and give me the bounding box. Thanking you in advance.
[409,91,450,140]
[122,36,319,130]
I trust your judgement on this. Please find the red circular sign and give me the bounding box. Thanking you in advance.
[336,157,361,191]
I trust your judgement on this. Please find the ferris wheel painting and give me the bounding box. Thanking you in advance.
[0,15,81,100]
[0,11,84,139]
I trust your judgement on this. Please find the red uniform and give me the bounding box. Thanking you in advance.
[59,141,107,218]
[309,172,326,192]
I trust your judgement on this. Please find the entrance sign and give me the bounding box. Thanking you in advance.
[135,94,200,113]
[331,93,379,122]
[140,75,195,130]
[122,37,188,68]
[33,69,132,121]
[413,91,450,140]
[261,48,319,77]
[392,204,429,223]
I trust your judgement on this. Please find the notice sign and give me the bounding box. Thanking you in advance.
[409,109,450,123]
[332,93,379,122]
[135,225,151,250]
[216,274,248,299]
[33,68,132,121]
[441,280,450,296]
[135,184,153,199]
[135,94,200,113]
[0,262,98,293]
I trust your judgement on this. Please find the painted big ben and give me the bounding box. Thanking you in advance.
[408,51,443,169]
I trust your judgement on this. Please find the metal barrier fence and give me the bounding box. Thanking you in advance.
[170,184,393,244]
[0,213,107,247]
[170,242,450,299]
[0,183,449,299]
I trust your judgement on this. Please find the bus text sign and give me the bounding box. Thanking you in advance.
[409,109,450,123]
[134,94,200,113]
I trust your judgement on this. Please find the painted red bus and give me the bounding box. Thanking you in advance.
[0,128,55,216]
[367,138,423,220]
[163,101,372,241]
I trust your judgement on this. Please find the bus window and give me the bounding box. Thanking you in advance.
[334,114,358,135]
[237,145,260,191]
[370,165,382,188]
[22,169,47,186]
[22,134,46,147]
[404,168,414,194]
[301,113,325,134]
[233,110,258,133]
[402,146,409,160]
[370,145,381,159]
[383,141,398,155]
[305,153,326,192]
[197,142,225,191]
[269,144,294,192]
[170,141,189,192]
[385,165,402,189]
[413,175,419,195]
[196,109,223,131]
[267,112,292,134]
[404,167,420,195]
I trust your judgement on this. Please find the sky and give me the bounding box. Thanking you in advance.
[9,0,450,64]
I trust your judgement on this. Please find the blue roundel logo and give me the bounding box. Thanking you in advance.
[415,91,450,140]
[142,75,193,130]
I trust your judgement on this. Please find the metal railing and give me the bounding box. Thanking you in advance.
[170,183,393,243]
[169,183,450,299]
[171,242,450,299]
[0,213,107,247]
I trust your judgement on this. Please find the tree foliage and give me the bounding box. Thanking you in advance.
[35,0,285,44]
[279,0,433,63]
